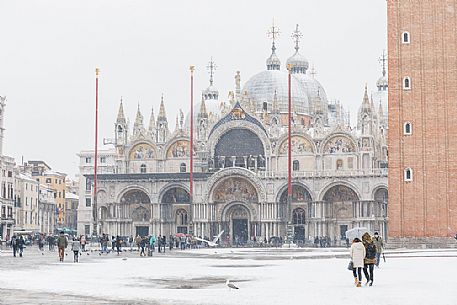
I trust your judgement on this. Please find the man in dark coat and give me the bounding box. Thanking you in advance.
[11,235,17,257]
[161,235,166,253]
[57,231,68,262]
[17,236,25,257]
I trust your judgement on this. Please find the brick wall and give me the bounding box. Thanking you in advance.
[388,0,457,237]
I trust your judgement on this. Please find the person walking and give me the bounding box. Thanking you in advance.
[372,232,384,267]
[149,235,156,253]
[57,231,68,262]
[71,237,81,263]
[11,235,17,257]
[350,237,365,287]
[362,232,377,286]
[135,235,142,252]
[169,235,173,251]
[116,236,122,255]
[80,235,86,252]
[139,237,146,257]
[157,235,162,253]
[17,236,25,257]
[161,235,166,253]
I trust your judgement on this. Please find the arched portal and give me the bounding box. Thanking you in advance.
[223,204,251,245]
[323,184,359,241]
[120,189,151,237]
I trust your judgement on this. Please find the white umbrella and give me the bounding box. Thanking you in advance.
[345,227,370,241]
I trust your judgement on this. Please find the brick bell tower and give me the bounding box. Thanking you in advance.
[388,0,457,240]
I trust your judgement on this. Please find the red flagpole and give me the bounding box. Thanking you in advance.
[93,68,100,236]
[287,65,292,201]
[189,65,195,234]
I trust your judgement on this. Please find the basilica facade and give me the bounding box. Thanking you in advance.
[77,26,388,245]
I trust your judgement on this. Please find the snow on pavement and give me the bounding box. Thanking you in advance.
[0,248,456,305]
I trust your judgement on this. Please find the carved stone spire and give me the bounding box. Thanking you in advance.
[116,97,126,125]
[158,94,167,120]
[148,107,156,132]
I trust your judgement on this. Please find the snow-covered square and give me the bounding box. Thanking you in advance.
[1,247,456,305]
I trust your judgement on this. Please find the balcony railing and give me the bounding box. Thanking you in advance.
[258,168,388,179]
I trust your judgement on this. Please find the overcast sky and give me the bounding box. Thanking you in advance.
[0,0,386,178]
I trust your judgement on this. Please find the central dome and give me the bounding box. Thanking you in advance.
[242,70,309,114]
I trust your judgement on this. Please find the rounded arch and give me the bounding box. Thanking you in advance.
[100,206,108,220]
[276,134,316,155]
[159,184,190,204]
[320,132,358,155]
[220,202,252,222]
[206,167,266,203]
[163,137,193,159]
[373,186,388,202]
[128,141,157,161]
[207,120,272,157]
[319,181,361,202]
[276,182,313,204]
[118,188,151,204]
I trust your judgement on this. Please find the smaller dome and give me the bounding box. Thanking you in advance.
[286,51,309,73]
[376,75,388,90]
[266,47,281,71]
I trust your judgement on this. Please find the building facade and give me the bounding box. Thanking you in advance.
[388,0,457,239]
[14,173,40,232]
[21,161,67,227]
[0,96,16,240]
[38,183,57,234]
[65,192,79,231]
[78,26,388,244]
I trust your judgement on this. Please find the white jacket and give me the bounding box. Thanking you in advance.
[350,241,366,268]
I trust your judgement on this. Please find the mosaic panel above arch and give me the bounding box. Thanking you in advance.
[323,136,356,154]
[279,185,312,204]
[279,136,314,155]
[166,140,190,158]
[212,177,258,204]
[161,187,190,204]
[129,143,156,160]
[120,189,151,204]
[323,185,359,202]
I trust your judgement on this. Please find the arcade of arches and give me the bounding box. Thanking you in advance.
[95,181,387,245]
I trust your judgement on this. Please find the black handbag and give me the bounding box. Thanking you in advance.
[347,260,353,270]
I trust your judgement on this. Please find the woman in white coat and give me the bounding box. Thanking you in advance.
[350,237,366,287]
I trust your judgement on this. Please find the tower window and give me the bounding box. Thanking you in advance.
[140,164,146,173]
[292,160,299,171]
[404,122,412,135]
[403,77,411,90]
[180,163,187,173]
[404,168,413,182]
[402,31,410,44]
